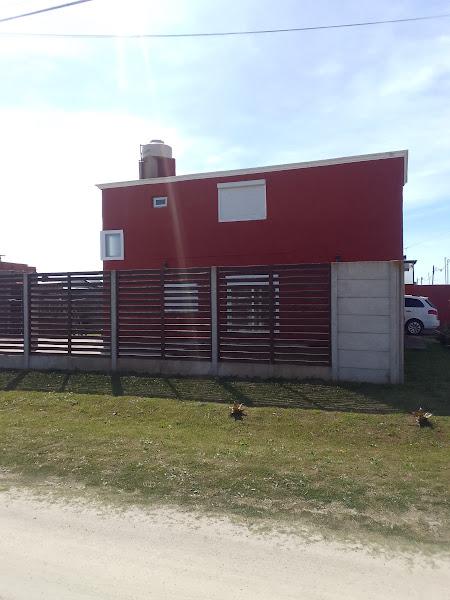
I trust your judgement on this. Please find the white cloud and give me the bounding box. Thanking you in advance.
[0,107,249,271]
[1,0,450,275]
[0,109,183,271]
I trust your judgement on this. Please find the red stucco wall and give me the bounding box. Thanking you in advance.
[405,285,450,327]
[102,156,405,270]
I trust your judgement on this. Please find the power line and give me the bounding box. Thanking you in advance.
[0,11,449,39]
[405,233,450,251]
[0,0,94,24]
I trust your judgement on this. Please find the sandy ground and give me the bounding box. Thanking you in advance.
[0,488,448,600]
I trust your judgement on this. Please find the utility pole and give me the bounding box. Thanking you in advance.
[432,264,444,285]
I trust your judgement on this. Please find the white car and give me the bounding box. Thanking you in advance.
[404,295,440,335]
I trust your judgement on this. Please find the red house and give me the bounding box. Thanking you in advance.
[98,142,407,269]
[0,149,408,384]
[93,142,408,384]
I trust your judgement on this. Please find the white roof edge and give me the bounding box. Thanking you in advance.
[97,149,409,190]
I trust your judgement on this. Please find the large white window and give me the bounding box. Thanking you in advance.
[100,230,124,261]
[217,179,266,222]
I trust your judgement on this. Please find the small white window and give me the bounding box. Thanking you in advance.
[218,179,266,223]
[100,230,124,261]
[153,196,168,208]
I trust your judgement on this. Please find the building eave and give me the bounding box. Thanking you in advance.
[97,149,409,190]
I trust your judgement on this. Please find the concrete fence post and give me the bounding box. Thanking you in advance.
[330,263,338,381]
[398,261,405,383]
[389,261,404,384]
[110,270,118,371]
[210,267,218,375]
[23,273,30,369]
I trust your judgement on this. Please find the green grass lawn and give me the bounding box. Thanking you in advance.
[0,342,449,549]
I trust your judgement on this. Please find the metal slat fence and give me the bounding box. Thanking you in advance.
[29,272,111,355]
[218,264,331,365]
[0,264,331,367]
[117,268,212,360]
[0,273,24,353]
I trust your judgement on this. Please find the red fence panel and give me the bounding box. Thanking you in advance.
[117,269,162,359]
[163,268,212,361]
[0,273,24,354]
[29,272,111,355]
[1,264,330,366]
[218,264,331,365]
[117,268,212,360]
[405,284,450,327]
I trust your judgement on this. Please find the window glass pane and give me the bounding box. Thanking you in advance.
[153,196,167,208]
[105,233,122,258]
[405,298,423,307]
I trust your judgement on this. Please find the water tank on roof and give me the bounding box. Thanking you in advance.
[141,140,173,160]
[139,140,175,179]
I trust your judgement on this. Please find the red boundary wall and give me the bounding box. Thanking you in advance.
[405,285,450,327]
[0,262,35,273]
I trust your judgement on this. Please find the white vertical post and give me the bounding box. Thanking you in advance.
[389,261,404,384]
[110,271,118,371]
[330,263,339,381]
[23,273,30,369]
[210,267,218,375]
[398,261,405,384]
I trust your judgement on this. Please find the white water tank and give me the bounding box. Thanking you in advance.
[139,140,175,179]
[141,140,173,160]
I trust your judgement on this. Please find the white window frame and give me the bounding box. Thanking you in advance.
[217,179,267,223]
[153,196,168,208]
[100,230,124,261]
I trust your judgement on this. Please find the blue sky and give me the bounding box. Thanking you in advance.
[0,0,449,282]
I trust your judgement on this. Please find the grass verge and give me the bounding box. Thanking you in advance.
[0,342,449,549]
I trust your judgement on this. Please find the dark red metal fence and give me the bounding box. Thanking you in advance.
[0,273,24,353]
[117,268,211,360]
[0,264,331,366]
[29,272,111,355]
[218,264,331,365]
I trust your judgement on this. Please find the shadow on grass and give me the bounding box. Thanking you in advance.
[4,371,28,391]
[1,344,449,415]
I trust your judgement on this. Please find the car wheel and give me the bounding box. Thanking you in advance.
[406,319,423,336]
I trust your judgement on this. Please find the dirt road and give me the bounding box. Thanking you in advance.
[0,488,448,600]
